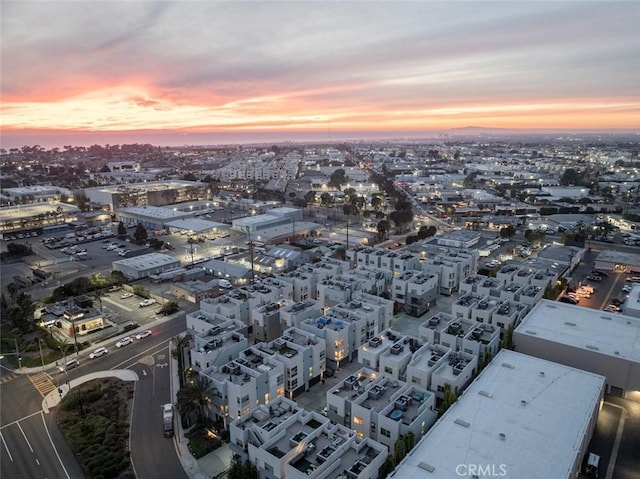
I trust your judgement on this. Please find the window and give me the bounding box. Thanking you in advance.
[381,428,391,438]
[384,366,393,374]
[362,359,370,367]
[412,376,420,384]
[497,322,505,328]
[353,416,364,425]
[437,385,444,392]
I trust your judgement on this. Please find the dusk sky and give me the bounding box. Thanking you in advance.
[2,1,639,148]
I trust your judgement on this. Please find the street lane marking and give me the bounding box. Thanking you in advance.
[0,432,13,461]
[41,411,70,479]
[111,342,169,370]
[17,422,34,453]
[0,411,42,431]
[36,458,40,465]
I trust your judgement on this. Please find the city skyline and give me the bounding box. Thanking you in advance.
[2,1,639,149]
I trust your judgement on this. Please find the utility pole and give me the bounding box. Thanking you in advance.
[38,338,45,371]
[246,227,255,286]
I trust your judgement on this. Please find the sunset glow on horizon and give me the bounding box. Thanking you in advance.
[2,1,639,148]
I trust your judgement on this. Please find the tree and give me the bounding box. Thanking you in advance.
[159,301,179,316]
[176,375,213,427]
[133,223,148,244]
[304,190,316,205]
[499,225,516,239]
[328,168,347,190]
[229,460,258,479]
[377,220,389,240]
[502,325,515,350]
[117,221,127,237]
[320,192,333,206]
[439,383,459,417]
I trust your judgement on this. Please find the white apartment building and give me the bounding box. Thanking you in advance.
[279,269,317,301]
[458,274,488,295]
[204,354,285,428]
[201,294,251,329]
[405,343,452,391]
[349,377,437,449]
[229,399,388,479]
[186,313,248,371]
[451,293,478,319]
[392,350,605,479]
[252,300,293,343]
[330,294,393,336]
[418,312,455,345]
[279,300,323,329]
[500,282,525,302]
[430,350,477,399]
[490,300,529,338]
[392,270,439,317]
[317,277,358,308]
[378,333,422,381]
[255,328,327,397]
[518,284,544,307]
[476,276,505,297]
[471,296,500,324]
[300,315,352,370]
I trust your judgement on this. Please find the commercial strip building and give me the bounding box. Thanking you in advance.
[514,299,640,399]
[391,350,605,479]
[112,253,181,280]
[593,249,640,273]
[83,180,206,210]
[0,202,80,237]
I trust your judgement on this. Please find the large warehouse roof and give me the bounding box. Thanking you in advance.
[392,349,604,479]
[517,299,640,363]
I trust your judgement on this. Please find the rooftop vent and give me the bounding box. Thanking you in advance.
[499,433,506,441]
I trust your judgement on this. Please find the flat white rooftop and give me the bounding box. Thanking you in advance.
[517,299,640,363]
[112,253,180,270]
[119,206,191,220]
[392,350,604,479]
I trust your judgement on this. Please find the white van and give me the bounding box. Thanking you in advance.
[585,452,600,477]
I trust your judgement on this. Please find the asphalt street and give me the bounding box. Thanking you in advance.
[0,315,187,479]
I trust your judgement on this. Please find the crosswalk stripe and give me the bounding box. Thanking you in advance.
[28,372,56,397]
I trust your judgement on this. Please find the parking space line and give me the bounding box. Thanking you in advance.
[102,296,132,312]
[604,402,627,479]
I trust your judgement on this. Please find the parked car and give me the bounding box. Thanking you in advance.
[139,299,157,308]
[586,275,603,282]
[121,292,133,299]
[559,296,578,305]
[135,330,152,340]
[116,336,132,348]
[89,347,108,359]
[324,368,335,377]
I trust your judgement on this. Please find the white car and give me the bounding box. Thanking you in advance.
[116,336,132,348]
[135,330,152,340]
[89,347,108,359]
[121,292,133,299]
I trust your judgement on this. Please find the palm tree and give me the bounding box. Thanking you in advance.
[176,375,213,427]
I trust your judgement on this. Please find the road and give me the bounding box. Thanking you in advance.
[0,316,187,479]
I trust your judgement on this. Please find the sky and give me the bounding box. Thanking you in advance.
[1,1,639,148]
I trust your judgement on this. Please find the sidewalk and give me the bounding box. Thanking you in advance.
[14,311,181,376]
[42,369,138,413]
[169,347,231,479]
